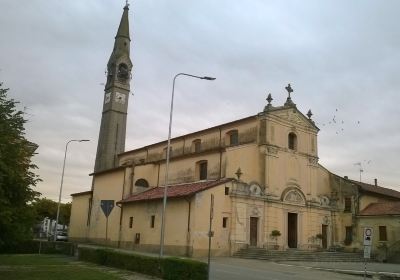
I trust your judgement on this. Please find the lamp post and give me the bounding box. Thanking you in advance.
[159,73,215,257]
[54,139,90,241]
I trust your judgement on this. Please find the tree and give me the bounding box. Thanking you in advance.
[32,198,71,227]
[59,202,71,226]
[0,82,40,248]
[32,198,58,221]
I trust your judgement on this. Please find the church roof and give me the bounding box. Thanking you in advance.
[118,178,233,204]
[349,179,400,199]
[359,201,400,216]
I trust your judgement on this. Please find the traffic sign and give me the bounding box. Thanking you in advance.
[363,227,373,246]
[101,200,115,217]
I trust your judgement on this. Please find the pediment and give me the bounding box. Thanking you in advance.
[270,108,317,130]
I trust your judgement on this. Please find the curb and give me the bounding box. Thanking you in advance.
[277,263,400,279]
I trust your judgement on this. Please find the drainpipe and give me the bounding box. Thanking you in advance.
[219,127,223,179]
[118,167,127,248]
[185,197,192,257]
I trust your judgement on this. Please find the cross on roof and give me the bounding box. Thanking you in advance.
[285,83,293,98]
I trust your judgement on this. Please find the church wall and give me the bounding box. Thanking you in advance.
[190,182,233,257]
[263,201,332,250]
[118,182,233,257]
[88,170,125,246]
[128,164,159,195]
[120,199,190,256]
[266,150,315,199]
[118,118,258,167]
[225,143,260,183]
[69,193,91,242]
[157,153,222,186]
[265,112,318,157]
[316,167,331,197]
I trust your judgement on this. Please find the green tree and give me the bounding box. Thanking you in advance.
[59,202,71,226]
[0,82,40,248]
[32,198,71,227]
[32,198,58,221]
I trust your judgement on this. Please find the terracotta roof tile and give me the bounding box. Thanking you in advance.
[118,178,233,204]
[359,202,400,216]
[348,179,400,199]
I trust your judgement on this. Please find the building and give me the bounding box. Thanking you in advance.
[69,4,400,258]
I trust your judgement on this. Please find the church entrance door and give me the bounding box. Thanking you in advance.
[322,224,328,249]
[287,213,297,248]
[250,217,258,246]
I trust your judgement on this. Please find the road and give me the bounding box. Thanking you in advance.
[209,258,362,280]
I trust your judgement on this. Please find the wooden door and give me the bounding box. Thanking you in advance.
[250,217,258,246]
[288,213,298,248]
[322,225,328,249]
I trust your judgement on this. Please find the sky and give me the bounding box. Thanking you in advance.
[1,0,399,202]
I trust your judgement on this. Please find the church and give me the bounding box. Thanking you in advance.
[69,4,400,259]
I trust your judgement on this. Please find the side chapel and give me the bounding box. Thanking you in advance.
[69,4,400,258]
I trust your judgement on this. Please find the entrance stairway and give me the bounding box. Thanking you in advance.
[233,247,366,262]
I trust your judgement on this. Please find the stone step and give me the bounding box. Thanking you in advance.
[233,248,367,262]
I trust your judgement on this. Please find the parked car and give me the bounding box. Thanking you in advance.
[48,231,68,242]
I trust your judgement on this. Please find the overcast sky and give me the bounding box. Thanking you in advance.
[1,0,399,202]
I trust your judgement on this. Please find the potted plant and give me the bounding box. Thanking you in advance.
[270,230,281,250]
[315,233,323,250]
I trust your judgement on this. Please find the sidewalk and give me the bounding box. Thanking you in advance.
[278,261,400,279]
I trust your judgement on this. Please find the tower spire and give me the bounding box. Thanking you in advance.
[94,4,133,172]
[116,3,130,40]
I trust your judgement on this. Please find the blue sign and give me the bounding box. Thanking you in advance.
[100,200,114,217]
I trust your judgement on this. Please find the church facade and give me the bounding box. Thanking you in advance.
[69,4,400,258]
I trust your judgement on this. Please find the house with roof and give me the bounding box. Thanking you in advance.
[68,4,400,259]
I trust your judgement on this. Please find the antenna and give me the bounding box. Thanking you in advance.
[353,162,364,182]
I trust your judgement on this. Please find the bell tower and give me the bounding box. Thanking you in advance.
[94,4,132,172]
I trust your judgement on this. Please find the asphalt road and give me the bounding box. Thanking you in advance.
[209,258,362,280]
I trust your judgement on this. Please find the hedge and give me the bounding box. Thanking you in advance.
[78,247,207,280]
[0,240,76,255]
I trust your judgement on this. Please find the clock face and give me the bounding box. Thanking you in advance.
[104,92,111,104]
[115,92,126,104]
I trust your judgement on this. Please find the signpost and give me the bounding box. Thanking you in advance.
[101,200,115,243]
[363,227,373,280]
[207,194,214,280]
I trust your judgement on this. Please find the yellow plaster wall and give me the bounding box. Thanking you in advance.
[88,170,125,245]
[157,153,222,186]
[225,144,260,183]
[357,216,400,250]
[190,182,233,257]
[120,199,189,255]
[69,193,91,240]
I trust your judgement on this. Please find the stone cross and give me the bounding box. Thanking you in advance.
[285,83,293,98]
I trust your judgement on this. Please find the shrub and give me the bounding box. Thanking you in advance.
[0,240,75,255]
[162,257,207,280]
[78,247,207,280]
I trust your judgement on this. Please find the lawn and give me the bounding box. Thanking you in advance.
[0,254,125,280]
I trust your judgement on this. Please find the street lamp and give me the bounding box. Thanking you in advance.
[159,73,216,257]
[54,139,90,241]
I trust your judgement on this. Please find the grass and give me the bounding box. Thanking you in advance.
[0,254,127,280]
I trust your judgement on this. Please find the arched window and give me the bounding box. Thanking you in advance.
[288,132,297,150]
[135,179,149,188]
[192,139,201,153]
[226,130,239,146]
